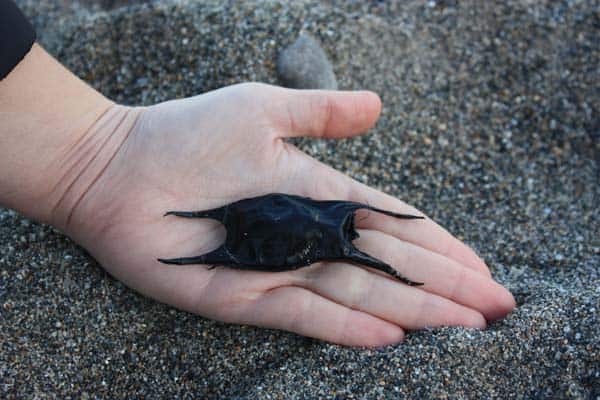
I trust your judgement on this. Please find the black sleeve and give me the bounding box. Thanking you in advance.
[0,0,36,80]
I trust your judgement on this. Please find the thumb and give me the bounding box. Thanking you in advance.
[269,88,382,139]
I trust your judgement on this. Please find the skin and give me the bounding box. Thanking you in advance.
[0,44,516,347]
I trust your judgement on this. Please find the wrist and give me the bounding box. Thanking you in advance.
[0,44,122,228]
[48,104,145,236]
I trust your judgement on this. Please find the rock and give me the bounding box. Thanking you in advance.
[277,33,338,90]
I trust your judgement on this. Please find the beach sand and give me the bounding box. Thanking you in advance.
[2,1,599,398]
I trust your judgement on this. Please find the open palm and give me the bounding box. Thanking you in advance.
[65,83,515,347]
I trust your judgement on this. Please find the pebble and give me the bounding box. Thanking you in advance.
[277,33,338,90]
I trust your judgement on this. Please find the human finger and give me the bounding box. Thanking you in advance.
[295,157,492,278]
[300,261,487,330]
[245,286,405,347]
[352,229,516,321]
[266,88,382,139]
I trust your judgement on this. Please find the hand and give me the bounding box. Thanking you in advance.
[53,82,515,347]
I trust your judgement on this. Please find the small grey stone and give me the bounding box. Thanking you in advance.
[277,33,338,90]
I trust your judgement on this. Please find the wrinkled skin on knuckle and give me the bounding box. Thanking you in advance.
[191,276,259,323]
[344,266,375,310]
[308,94,334,137]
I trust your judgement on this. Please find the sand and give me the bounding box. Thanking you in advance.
[2,0,598,398]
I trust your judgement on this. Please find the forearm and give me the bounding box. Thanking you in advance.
[0,44,137,230]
